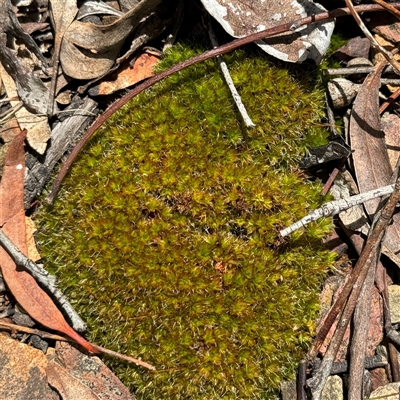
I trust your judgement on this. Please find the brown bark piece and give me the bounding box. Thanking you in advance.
[369,13,400,44]
[49,341,132,400]
[0,334,58,400]
[370,367,389,392]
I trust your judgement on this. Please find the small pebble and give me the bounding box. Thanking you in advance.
[328,78,360,108]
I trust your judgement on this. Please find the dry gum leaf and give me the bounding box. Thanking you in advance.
[0,62,50,155]
[0,131,98,354]
[349,63,400,256]
[60,0,161,79]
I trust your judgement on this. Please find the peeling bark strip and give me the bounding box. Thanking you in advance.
[0,131,99,354]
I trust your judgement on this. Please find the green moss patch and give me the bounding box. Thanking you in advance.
[36,44,335,398]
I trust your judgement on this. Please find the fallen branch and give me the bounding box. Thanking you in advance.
[348,248,377,399]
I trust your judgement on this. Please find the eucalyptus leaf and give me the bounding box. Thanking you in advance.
[59,0,161,79]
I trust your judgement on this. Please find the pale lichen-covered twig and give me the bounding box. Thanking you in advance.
[207,18,255,128]
[280,184,395,237]
[0,228,87,332]
[344,0,400,73]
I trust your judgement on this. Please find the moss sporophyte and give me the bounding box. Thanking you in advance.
[36,44,335,398]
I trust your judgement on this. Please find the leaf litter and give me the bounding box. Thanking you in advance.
[1,0,400,398]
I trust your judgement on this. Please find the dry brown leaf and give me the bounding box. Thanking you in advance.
[60,0,161,79]
[349,63,400,256]
[382,113,400,171]
[350,63,390,212]
[0,62,50,155]
[0,131,99,354]
[48,0,78,115]
[369,12,400,44]
[88,50,160,96]
[200,0,334,63]
[49,0,79,60]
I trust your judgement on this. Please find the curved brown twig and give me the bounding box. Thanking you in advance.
[46,3,400,203]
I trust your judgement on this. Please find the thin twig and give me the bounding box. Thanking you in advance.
[348,250,377,399]
[0,319,69,341]
[379,85,400,114]
[321,158,347,196]
[312,354,387,374]
[372,0,400,18]
[344,0,400,73]
[379,265,400,381]
[91,344,155,370]
[280,184,395,237]
[0,228,86,332]
[45,3,400,203]
[0,320,155,370]
[0,101,23,124]
[323,65,396,76]
[381,78,400,85]
[207,17,255,127]
[297,360,307,400]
